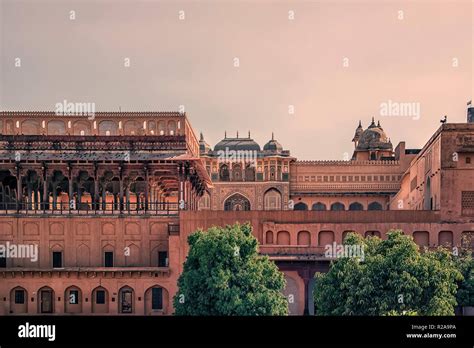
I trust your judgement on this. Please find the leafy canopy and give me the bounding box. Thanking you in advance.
[314,230,463,316]
[174,223,289,315]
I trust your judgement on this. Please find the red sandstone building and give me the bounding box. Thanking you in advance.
[0,108,473,315]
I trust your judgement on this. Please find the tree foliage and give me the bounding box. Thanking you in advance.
[173,223,289,315]
[314,230,463,316]
[454,240,474,307]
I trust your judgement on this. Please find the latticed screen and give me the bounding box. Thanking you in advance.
[461,191,474,215]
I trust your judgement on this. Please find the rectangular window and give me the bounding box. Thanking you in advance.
[151,288,163,310]
[69,290,79,304]
[158,251,168,267]
[15,290,25,304]
[461,191,474,216]
[96,290,105,304]
[355,176,359,182]
[52,251,62,268]
[0,256,6,268]
[104,252,114,267]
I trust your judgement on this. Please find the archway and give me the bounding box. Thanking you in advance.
[293,202,308,211]
[368,202,383,211]
[264,188,282,210]
[37,286,55,314]
[349,202,363,211]
[10,287,28,314]
[224,193,250,211]
[119,286,135,314]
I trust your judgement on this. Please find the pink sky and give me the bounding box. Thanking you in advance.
[0,0,472,159]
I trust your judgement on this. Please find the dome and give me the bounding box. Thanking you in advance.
[214,131,261,152]
[356,118,392,151]
[263,133,283,152]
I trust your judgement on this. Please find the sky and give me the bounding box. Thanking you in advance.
[0,0,473,159]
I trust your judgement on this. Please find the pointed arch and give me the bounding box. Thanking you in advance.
[224,193,251,211]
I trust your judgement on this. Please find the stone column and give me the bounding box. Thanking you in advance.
[16,164,22,211]
[119,166,124,212]
[144,165,149,211]
[68,165,73,210]
[94,163,99,210]
[42,166,48,211]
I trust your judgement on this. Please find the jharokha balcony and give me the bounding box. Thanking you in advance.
[0,123,212,216]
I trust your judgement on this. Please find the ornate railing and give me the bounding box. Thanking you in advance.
[0,201,182,216]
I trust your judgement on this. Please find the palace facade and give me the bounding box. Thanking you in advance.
[0,108,473,315]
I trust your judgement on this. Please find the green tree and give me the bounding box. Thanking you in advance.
[173,223,289,315]
[454,237,474,307]
[314,230,463,316]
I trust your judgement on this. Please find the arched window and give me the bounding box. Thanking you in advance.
[158,121,166,135]
[232,164,242,182]
[330,202,345,211]
[98,121,118,136]
[318,231,335,246]
[413,231,429,247]
[224,193,250,211]
[219,164,230,182]
[439,231,453,247]
[265,231,274,244]
[349,202,363,211]
[368,202,383,210]
[10,286,28,314]
[277,231,291,245]
[293,202,308,211]
[145,286,169,315]
[245,164,255,181]
[312,202,326,211]
[47,120,66,135]
[264,188,282,210]
[365,231,381,238]
[168,121,177,135]
[64,286,82,314]
[38,286,55,314]
[297,231,311,246]
[119,286,134,314]
[92,286,109,314]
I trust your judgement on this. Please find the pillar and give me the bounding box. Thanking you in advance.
[68,166,73,210]
[144,165,149,211]
[16,164,22,211]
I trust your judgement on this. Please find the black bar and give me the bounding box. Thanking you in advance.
[0,316,472,346]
